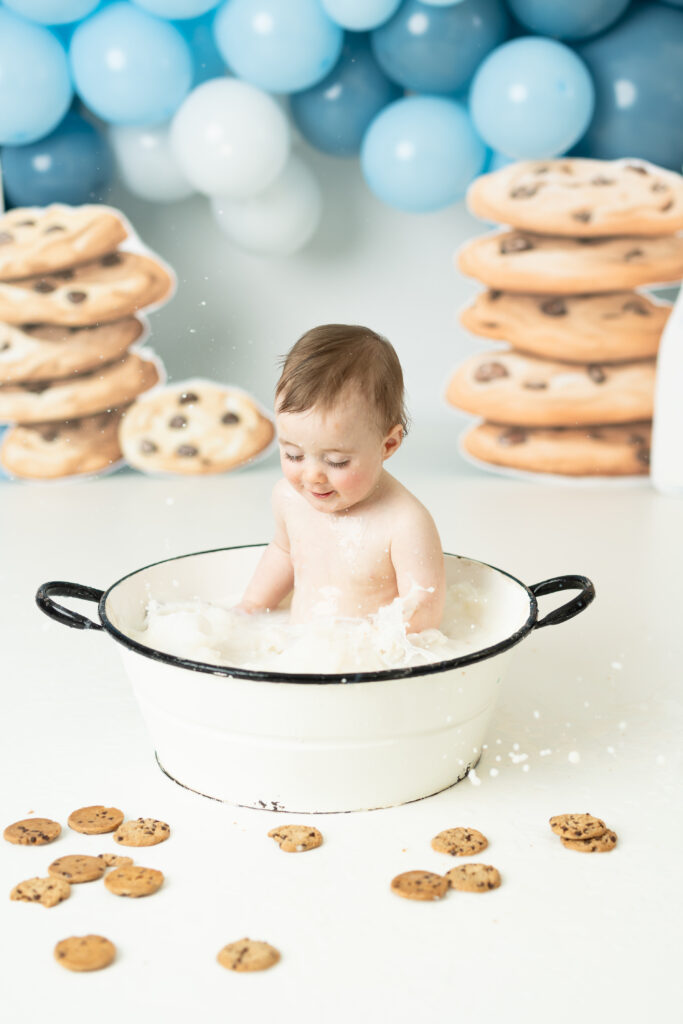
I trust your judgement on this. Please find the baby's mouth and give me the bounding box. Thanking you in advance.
[310,489,334,499]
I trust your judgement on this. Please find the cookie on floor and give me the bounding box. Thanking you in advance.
[54,935,116,972]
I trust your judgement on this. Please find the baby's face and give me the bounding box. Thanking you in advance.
[276,391,401,514]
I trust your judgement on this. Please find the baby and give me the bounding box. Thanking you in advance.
[238,324,446,635]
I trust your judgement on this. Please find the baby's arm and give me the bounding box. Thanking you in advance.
[390,502,446,634]
[237,481,294,613]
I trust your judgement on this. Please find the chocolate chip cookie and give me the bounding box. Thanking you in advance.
[3,817,61,845]
[104,865,164,897]
[390,871,449,901]
[113,817,171,847]
[444,864,502,892]
[467,159,683,238]
[54,935,116,972]
[0,204,128,280]
[10,875,71,907]
[457,230,683,294]
[48,855,107,884]
[549,813,607,840]
[0,409,126,480]
[217,939,280,972]
[267,825,323,853]
[560,829,618,852]
[431,827,489,857]
[447,349,655,427]
[119,380,275,475]
[67,805,125,835]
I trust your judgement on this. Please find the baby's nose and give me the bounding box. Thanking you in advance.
[304,461,327,484]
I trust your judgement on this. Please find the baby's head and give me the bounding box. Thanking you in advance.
[275,324,409,513]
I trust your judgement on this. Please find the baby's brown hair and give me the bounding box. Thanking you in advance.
[275,324,409,438]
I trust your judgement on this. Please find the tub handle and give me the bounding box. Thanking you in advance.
[35,581,104,631]
[530,575,595,629]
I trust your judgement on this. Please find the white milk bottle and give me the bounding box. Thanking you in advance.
[651,286,683,495]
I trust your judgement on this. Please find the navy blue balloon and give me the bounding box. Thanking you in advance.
[576,4,683,170]
[1,111,114,207]
[507,0,631,41]
[371,0,509,94]
[290,34,401,157]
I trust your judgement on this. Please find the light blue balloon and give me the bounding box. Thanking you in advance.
[485,149,514,172]
[176,11,227,84]
[507,0,631,40]
[321,0,401,32]
[371,0,509,95]
[470,37,594,159]
[360,96,487,212]
[132,0,220,19]
[0,9,73,145]
[3,0,100,24]
[70,2,193,125]
[213,0,344,94]
[290,33,400,157]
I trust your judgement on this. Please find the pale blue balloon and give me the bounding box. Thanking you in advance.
[3,0,100,25]
[321,0,401,32]
[485,149,514,172]
[0,9,73,145]
[360,96,487,212]
[70,2,193,125]
[507,0,631,40]
[132,0,220,19]
[470,37,594,159]
[176,11,227,84]
[213,0,344,94]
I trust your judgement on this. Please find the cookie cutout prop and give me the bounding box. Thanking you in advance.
[449,157,682,480]
[0,202,172,481]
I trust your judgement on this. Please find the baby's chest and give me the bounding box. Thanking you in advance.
[286,514,395,586]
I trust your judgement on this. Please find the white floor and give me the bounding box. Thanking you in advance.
[2,446,681,1022]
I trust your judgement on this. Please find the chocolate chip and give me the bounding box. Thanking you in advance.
[43,224,66,233]
[101,252,122,266]
[15,219,36,226]
[498,427,527,446]
[534,165,550,175]
[33,280,55,293]
[0,231,13,244]
[628,433,646,445]
[474,361,508,382]
[23,381,51,393]
[169,415,187,429]
[540,298,567,317]
[637,448,650,465]
[221,412,240,425]
[0,341,10,352]
[590,175,615,186]
[140,439,158,454]
[509,184,542,199]
[38,427,59,442]
[53,268,74,280]
[489,289,502,301]
[651,181,669,192]
[622,299,649,316]
[482,321,499,329]
[523,380,548,390]
[625,164,648,174]
[559,163,574,174]
[179,392,199,404]
[587,429,605,440]
[660,199,674,212]
[571,209,592,222]
[67,291,87,303]
[623,248,644,261]
[587,365,607,384]
[176,444,199,457]
[499,235,534,254]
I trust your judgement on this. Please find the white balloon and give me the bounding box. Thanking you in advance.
[109,122,195,203]
[210,154,322,257]
[170,78,290,198]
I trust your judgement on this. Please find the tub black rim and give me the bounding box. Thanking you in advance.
[37,544,595,685]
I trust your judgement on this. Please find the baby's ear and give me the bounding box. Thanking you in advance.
[383,424,404,460]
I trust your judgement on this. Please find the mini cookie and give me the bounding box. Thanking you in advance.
[48,855,107,884]
[390,870,449,901]
[4,817,61,845]
[119,380,275,475]
[0,204,128,280]
[217,939,280,972]
[549,813,607,840]
[67,805,125,835]
[104,865,164,897]
[0,317,144,384]
[461,421,651,477]
[459,290,670,364]
[0,251,173,326]
[0,352,160,425]
[113,817,171,847]
[431,827,489,857]
[54,935,116,972]
[457,230,683,294]
[97,853,134,869]
[10,875,71,907]
[0,408,126,480]
[267,825,323,853]
[446,349,655,427]
[444,864,502,892]
[561,829,618,853]
[467,159,683,237]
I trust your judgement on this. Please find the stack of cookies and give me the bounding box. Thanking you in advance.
[0,204,173,480]
[448,158,683,478]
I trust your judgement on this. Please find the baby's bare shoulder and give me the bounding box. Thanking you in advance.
[385,476,435,527]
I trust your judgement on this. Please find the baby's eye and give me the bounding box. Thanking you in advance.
[283,452,303,462]
[326,459,349,469]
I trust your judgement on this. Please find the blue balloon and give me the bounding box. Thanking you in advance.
[360,96,487,212]
[213,0,344,94]
[70,3,193,125]
[370,0,509,95]
[3,0,100,24]
[484,149,514,172]
[290,34,401,157]
[176,11,227,84]
[1,110,114,207]
[132,0,220,18]
[321,0,401,31]
[0,10,73,146]
[576,4,683,170]
[507,0,631,40]
[470,37,594,159]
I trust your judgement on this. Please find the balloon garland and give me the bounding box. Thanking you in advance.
[0,0,681,255]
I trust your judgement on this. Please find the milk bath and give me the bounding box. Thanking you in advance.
[131,578,500,675]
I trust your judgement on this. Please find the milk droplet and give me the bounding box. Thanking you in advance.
[568,751,581,764]
[489,768,499,777]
